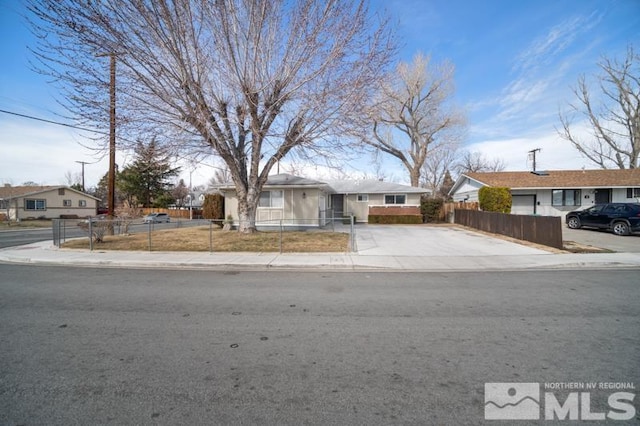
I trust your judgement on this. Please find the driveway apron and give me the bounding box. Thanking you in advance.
[354,225,549,256]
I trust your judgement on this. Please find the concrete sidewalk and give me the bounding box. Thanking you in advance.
[2,240,640,271]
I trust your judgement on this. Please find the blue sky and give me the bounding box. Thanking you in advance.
[1,0,638,187]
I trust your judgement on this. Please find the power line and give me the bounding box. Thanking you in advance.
[0,108,105,134]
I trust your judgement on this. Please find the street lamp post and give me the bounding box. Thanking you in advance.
[75,161,88,192]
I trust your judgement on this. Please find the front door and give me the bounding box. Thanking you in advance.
[331,194,344,218]
[594,189,611,204]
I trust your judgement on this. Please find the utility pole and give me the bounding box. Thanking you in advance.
[528,148,541,172]
[107,53,116,219]
[97,52,117,220]
[75,161,88,192]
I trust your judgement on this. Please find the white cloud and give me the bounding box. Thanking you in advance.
[0,117,110,187]
[466,125,597,172]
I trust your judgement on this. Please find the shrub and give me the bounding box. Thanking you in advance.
[202,194,224,220]
[368,215,422,224]
[478,187,512,213]
[421,197,444,223]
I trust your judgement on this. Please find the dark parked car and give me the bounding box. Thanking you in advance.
[566,203,640,236]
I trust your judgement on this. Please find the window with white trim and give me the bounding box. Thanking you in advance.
[357,194,368,202]
[627,188,640,198]
[259,190,283,208]
[552,189,581,206]
[63,199,72,207]
[25,199,46,210]
[384,194,406,205]
[79,200,87,207]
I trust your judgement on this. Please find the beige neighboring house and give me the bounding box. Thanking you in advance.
[0,185,99,221]
[449,169,640,217]
[219,173,430,227]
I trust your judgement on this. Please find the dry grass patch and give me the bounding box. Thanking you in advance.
[62,226,350,252]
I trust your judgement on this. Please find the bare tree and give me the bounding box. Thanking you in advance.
[420,139,459,194]
[27,0,394,232]
[559,45,639,169]
[364,53,465,186]
[207,167,232,189]
[172,179,189,207]
[455,150,506,175]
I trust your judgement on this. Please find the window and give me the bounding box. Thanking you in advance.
[357,194,368,202]
[79,200,87,207]
[551,189,581,206]
[259,190,283,208]
[63,199,72,207]
[25,199,46,210]
[627,188,640,198]
[384,194,406,205]
[58,188,65,195]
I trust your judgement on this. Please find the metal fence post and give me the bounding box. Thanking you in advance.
[148,222,152,251]
[209,220,213,253]
[89,219,93,251]
[279,219,283,253]
[350,215,355,252]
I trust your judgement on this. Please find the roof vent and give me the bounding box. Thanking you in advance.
[530,170,549,176]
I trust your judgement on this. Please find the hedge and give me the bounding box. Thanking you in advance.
[368,215,423,224]
[478,187,512,213]
[421,197,444,223]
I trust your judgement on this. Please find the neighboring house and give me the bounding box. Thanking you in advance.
[0,185,100,220]
[218,173,430,227]
[449,169,640,217]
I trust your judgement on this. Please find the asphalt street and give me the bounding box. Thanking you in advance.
[0,227,54,249]
[1,265,638,425]
[0,221,184,249]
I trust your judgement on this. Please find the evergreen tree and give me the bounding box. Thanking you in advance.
[118,139,180,208]
[438,170,455,200]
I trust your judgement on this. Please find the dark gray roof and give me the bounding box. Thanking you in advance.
[265,173,327,187]
[218,174,429,194]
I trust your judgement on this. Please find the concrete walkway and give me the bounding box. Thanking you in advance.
[1,225,639,271]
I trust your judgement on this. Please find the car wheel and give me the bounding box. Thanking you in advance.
[567,217,581,229]
[612,221,630,236]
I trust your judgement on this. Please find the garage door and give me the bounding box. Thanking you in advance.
[511,195,535,215]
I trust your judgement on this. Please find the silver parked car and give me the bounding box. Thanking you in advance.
[143,212,171,223]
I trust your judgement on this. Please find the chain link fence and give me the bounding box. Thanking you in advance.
[52,215,356,253]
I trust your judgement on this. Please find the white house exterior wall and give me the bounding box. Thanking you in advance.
[507,187,639,217]
[223,188,327,227]
[342,192,423,223]
[451,179,483,202]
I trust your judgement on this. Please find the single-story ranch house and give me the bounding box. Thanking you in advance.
[0,185,100,221]
[449,169,640,216]
[218,173,430,227]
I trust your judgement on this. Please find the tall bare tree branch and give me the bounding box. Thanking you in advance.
[364,53,466,186]
[27,0,395,232]
[558,45,639,169]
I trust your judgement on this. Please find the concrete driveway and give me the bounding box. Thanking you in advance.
[562,226,640,253]
[354,224,549,256]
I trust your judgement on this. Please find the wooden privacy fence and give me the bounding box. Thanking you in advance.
[441,201,479,222]
[454,209,563,249]
[140,208,203,219]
